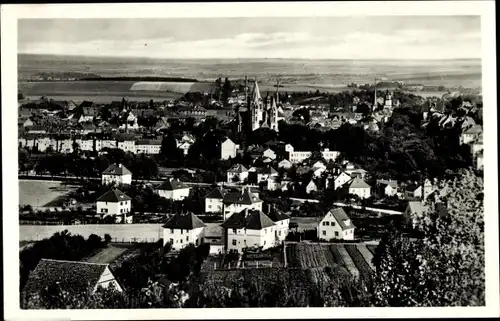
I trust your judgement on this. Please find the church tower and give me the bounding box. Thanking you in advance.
[269,96,279,132]
[250,80,263,131]
[383,90,393,109]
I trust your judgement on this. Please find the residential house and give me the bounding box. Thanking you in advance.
[317,208,355,241]
[404,201,426,229]
[376,179,399,197]
[205,187,227,213]
[117,139,137,154]
[321,148,340,162]
[476,150,484,171]
[278,159,293,170]
[136,139,162,154]
[75,138,94,151]
[265,205,290,244]
[96,189,132,223]
[404,179,434,200]
[471,132,483,155]
[227,164,249,183]
[330,171,352,190]
[23,118,34,128]
[57,138,74,154]
[306,180,318,194]
[119,111,140,130]
[289,151,312,163]
[101,164,132,186]
[221,208,277,253]
[344,178,371,199]
[222,187,263,220]
[163,213,206,251]
[26,125,47,134]
[96,139,117,151]
[220,138,239,160]
[459,124,482,145]
[22,259,123,300]
[262,148,277,160]
[155,179,191,201]
[256,166,278,182]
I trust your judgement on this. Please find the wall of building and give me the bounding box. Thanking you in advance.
[349,187,371,199]
[221,140,237,160]
[205,198,223,213]
[96,200,131,215]
[226,225,276,253]
[223,202,263,220]
[163,226,205,250]
[317,215,355,241]
[94,266,123,293]
[102,174,132,186]
[157,188,190,201]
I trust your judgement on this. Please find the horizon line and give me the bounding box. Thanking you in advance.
[18,53,482,61]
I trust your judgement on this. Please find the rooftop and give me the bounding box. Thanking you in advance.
[327,208,355,230]
[156,179,189,191]
[102,164,131,176]
[221,209,275,230]
[162,213,206,230]
[96,189,132,203]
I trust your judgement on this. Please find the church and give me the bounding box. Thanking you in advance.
[236,78,283,133]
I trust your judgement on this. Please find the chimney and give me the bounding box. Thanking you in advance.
[118,164,122,168]
[267,204,271,214]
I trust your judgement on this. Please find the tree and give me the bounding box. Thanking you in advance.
[160,135,182,161]
[104,234,112,244]
[373,169,484,306]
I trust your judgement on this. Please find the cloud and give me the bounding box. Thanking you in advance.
[18,29,481,59]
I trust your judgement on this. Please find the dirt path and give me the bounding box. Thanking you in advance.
[85,245,129,264]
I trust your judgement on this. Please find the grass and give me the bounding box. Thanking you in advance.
[19,180,76,208]
[84,245,130,264]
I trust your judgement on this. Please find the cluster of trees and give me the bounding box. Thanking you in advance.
[20,231,110,292]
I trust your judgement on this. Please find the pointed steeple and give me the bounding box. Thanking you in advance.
[252,80,262,103]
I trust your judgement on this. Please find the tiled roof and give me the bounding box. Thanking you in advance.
[22,259,109,295]
[228,164,248,173]
[266,207,290,223]
[257,166,278,174]
[223,189,261,205]
[156,179,189,191]
[221,209,275,230]
[96,189,132,202]
[205,187,227,199]
[162,213,206,230]
[102,164,131,176]
[328,208,355,230]
[136,139,162,146]
[347,178,370,189]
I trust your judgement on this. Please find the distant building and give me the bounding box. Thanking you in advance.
[221,209,277,253]
[155,179,191,201]
[460,125,482,145]
[317,208,355,241]
[278,159,293,170]
[163,213,206,251]
[222,187,263,220]
[227,164,249,183]
[344,178,371,199]
[404,201,426,229]
[265,205,290,244]
[117,140,136,154]
[376,179,399,197]
[330,172,352,190]
[204,187,227,213]
[306,180,318,194]
[96,189,132,222]
[256,166,278,182]
[101,164,132,186]
[404,179,434,200]
[220,138,239,160]
[135,139,162,154]
[22,259,123,300]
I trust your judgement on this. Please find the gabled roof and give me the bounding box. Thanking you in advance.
[223,189,261,205]
[257,166,278,175]
[96,189,132,202]
[347,178,370,189]
[156,179,189,190]
[463,124,482,135]
[377,179,398,189]
[228,164,248,173]
[266,207,290,223]
[221,209,275,230]
[162,213,206,230]
[22,259,110,295]
[407,201,426,215]
[205,187,227,199]
[326,208,355,230]
[102,164,131,176]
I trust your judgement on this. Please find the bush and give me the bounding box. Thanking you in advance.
[104,234,112,244]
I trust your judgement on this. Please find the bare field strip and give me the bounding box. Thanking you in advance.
[85,245,130,264]
[356,244,376,271]
[336,245,360,278]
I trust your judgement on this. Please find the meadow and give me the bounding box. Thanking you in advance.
[18,180,76,208]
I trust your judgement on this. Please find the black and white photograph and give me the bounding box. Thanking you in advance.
[2,1,498,319]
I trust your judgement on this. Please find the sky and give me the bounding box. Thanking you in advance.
[18,16,481,60]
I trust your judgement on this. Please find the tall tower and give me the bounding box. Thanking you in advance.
[275,79,280,105]
[269,96,279,132]
[383,90,392,109]
[250,80,262,131]
[373,78,378,112]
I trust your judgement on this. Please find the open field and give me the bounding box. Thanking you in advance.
[19,180,77,208]
[84,245,130,264]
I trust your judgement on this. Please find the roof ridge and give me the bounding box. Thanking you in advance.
[40,258,108,266]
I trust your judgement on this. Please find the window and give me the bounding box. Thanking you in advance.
[322,230,326,236]
[335,231,339,237]
[180,229,183,234]
[232,239,237,246]
[279,231,281,236]
[325,222,330,226]
[233,228,237,234]
[120,202,123,206]
[170,229,174,234]
[186,236,189,241]
[208,205,212,209]
[180,239,183,244]
[169,238,173,244]
[244,240,246,245]
[332,222,336,226]
[264,241,266,245]
[265,229,267,234]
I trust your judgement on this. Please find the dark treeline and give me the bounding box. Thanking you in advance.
[80,76,199,82]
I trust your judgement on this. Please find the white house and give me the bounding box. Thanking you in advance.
[476,150,484,171]
[344,178,371,199]
[227,164,249,183]
[222,188,263,220]
[119,112,139,130]
[289,151,312,163]
[221,138,239,160]
[256,166,279,182]
[262,148,277,160]
[278,159,293,170]
[96,189,132,222]
[376,179,399,197]
[221,208,277,253]
[404,201,426,229]
[265,205,290,244]
[330,172,352,190]
[285,144,294,153]
[163,213,206,251]
[306,180,318,194]
[75,139,94,151]
[321,148,340,162]
[459,125,482,145]
[155,179,191,201]
[101,164,132,186]
[117,140,136,153]
[205,187,227,213]
[404,179,434,200]
[136,139,162,154]
[317,208,355,241]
